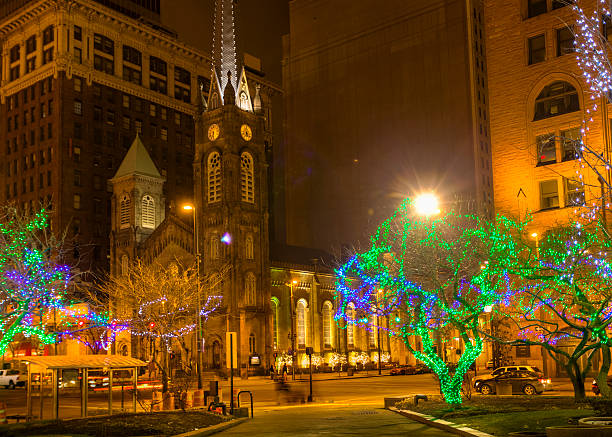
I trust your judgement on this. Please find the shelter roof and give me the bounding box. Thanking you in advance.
[22,355,146,369]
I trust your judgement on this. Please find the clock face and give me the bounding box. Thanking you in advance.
[208,123,220,141]
[240,124,252,141]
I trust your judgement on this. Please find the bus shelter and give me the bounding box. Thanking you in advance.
[23,355,146,420]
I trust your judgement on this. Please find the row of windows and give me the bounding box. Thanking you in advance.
[6,101,53,133]
[536,127,580,165]
[208,233,255,261]
[527,26,574,65]
[5,77,53,112]
[270,299,336,349]
[527,0,571,19]
[539,177,584,210]
[5,171,52,199]
[207,151,254,204]
[5,124,53,158]
[8,26,54,63]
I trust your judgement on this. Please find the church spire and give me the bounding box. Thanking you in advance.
[212,0,238,94]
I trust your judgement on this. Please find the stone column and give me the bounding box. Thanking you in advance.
[142,50,150,88]
[19,41,25,77]
[36,32,43,68]
[167,61,175,98]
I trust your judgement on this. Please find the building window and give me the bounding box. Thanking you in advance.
[94,33,114,55]
[240,152,255,203]
[245,272,256,306]
[123,45,142,65]
[528,34,546,65]
[323,301,333,348]
[74,77,82,92]
[527,0,547,18]
[161,127,168,141]
[42,48,53,64]
[74,25,82,41]
[73,145,81,162]
[123,66,142,85]
[161,107,167,120]
[565,178,585,207]
[43,26,54,45]
[534,81,579,120]
[537,133,556,165]
[26,36,36,54]
[150,56,167,75]
[94,55,114,74]
[552,0,570,10]
[561,127,581,161]
[10,66,19,81]
[346,303,355,347]
[120,194,130,228]
[245,234,254,259]
[73,194,81,210]
[123,94,130,109]
[141,195,155,229]
[106,110,115,126]
[540,179,559,210]
[135,119,142,134]
[123,116,130,130]
[208,152,221,203]
[174,112,181,126]
[271,297,279,349]
[93,106,102,121]
[121,255,128,276]
[557,27,574,57]
[150,76,167,94]
[175,86,191,103]
[10,45,19,63]
[175,66,190,84]
[25,57,36,74]
[149,104,157,117]
[210,235,219,259]
[73,100,82,116]
[297,299,307,348]
[249,333,256,354]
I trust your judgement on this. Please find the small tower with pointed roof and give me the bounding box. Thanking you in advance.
[194,0,272,377]
[109,135,165,277]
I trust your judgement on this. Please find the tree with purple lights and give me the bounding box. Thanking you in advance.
[335,199,514,406]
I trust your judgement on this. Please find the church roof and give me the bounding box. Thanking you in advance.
[270,243,336,272]
[113,135,161,179]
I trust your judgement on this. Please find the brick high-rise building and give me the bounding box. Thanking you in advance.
[484,0,610,375]
[0,0,277,273]
[283,0,494,251]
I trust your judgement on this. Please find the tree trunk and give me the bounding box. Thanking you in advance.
[596,344,611,398]
[162,348,169,393]
[566,360,586,400]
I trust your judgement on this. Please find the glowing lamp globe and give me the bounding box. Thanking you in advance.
[414,193,440,216]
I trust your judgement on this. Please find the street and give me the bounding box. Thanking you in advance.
[0,372,595,421]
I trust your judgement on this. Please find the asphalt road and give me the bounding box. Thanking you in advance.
[0,373,596,421]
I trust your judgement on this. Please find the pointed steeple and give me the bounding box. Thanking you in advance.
[237,66,253,112]
[212,0,238,94]
[113,134,162,179]
[207,69,224,110]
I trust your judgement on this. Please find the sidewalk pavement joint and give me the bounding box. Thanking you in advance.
[389,407,494,437]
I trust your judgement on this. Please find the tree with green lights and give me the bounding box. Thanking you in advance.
[335,199,512,406]
[488,217,612,400]
[0,206,73,355]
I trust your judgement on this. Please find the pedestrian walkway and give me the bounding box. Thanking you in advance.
[218,404,455,436]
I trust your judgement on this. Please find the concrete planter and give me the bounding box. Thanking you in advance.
[577,416,612,427]
[545,425,612,437]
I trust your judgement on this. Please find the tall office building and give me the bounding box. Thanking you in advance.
[0,0,276,273]
[484,0,610,375]
[283,0,494,251]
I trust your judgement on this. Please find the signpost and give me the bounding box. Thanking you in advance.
[226,332,237,414]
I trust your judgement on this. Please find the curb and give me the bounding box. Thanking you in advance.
[388,407,494,437]
[173,417,249,437]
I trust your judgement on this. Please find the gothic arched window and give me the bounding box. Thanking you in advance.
[141,195,155,229]
[368,314,377,347]
[534,81,580,121]
[271,297,279,350]
[245,272,256,305]
[120,194,130,229]
[297,299,307,348]
[346,302,355,348]
[210,234,219,259]
[240,151,254,203]
[245,234,254,260]
[249,333,256,354]
[322,301,333,348]
[207,152,221,203]
[239,91,249,111]
[120,255,129,276]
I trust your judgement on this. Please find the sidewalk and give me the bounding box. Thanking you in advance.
[228,370,394,385]
[217,404,455,436]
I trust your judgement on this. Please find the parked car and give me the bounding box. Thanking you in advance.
[415,363,432,374]
[592,376,612,395]
[390,365,418,375]
[0,369,24,388]
[474,370,545,395]
[87,370,110,389]
[473,365,547,389]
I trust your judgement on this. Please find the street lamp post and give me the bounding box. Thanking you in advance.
[183,204,203,390]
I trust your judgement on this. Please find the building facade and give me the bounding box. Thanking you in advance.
[282,0,494,251]
[0,0,277,273]
[484,0,609,375]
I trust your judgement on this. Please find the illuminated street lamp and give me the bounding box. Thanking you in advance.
[182,203,203,390]
[414,193,440,216]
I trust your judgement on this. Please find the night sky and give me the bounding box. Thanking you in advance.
[161,0,290,84]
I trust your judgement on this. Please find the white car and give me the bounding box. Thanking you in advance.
[0,369,24,388]
[473,365,551,391]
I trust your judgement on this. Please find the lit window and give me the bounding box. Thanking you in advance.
[141,195,155,229]
[561,127,581,161]
[74,77,82,92]
[120,194,130,228]
[556,27,575,57]
[73,193,81,210]
[161,127,168,141]
[207,152,221,203]
[297,299,307,348]
[73,100,82,115]
[540,180,559,210]
[323,301,333,347]
[346,303,355,347]
[240,152,254,203]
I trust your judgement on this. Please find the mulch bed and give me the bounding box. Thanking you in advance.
[1,410,229,437]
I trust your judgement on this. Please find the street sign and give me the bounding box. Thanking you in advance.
[225,332,238,369]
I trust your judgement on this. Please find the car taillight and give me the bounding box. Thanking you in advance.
[593,379,598,385]
[539,378,551,384]
[15,376,19,381]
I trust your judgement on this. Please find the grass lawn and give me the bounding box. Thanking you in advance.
[394,396,594,436]
[0,410,230,437]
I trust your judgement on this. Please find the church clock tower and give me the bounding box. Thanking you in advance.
[194,0,271,376]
